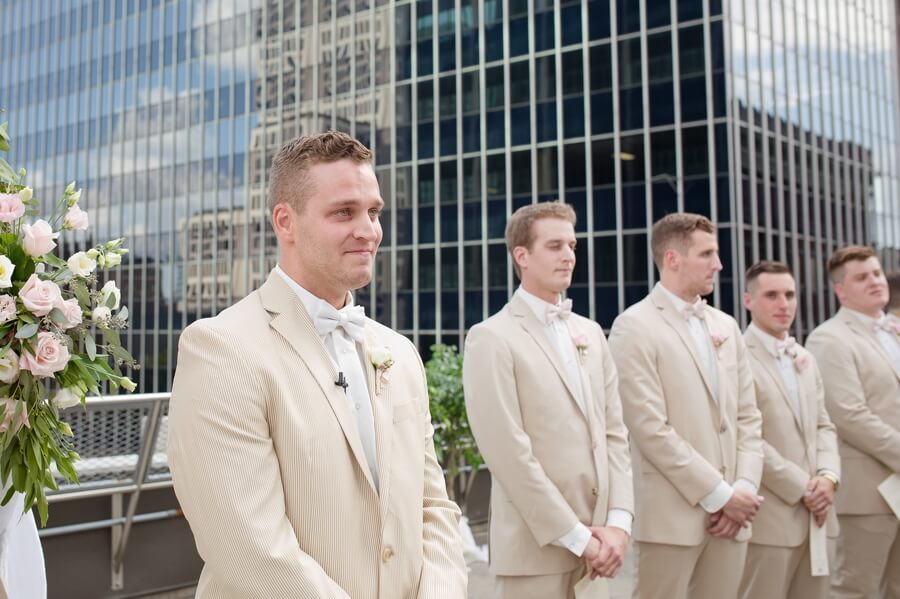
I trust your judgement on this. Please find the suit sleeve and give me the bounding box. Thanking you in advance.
[733,323,764,487]
[168,323,350,598]
[607,312,725,506]
[811,360,841,478]
[598,328,634,515]
[463,325,582,547]
[412,345,468,599]
[807,328,900,472]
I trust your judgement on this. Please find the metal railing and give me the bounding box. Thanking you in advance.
[42,393,175,590]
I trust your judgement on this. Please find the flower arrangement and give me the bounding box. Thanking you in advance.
[0,118,136,525]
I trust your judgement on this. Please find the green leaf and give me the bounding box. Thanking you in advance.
[42,254,67,269]
[109,345,134,363]
[118,306,129,321]
[58,422,73,437]
[36,487,47,526]
[84,334,96,361]
[15,322,38,339]
[72,280,91,308]
[101,328,120,347]
[0,158,16,182]
[105,293,118,309]
[48,308,68,325]
[0,485,14,507]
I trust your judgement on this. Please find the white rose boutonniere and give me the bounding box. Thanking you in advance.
[572,334,589,359]
[368,346,394,395]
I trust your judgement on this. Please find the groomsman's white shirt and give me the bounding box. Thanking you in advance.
[516,286,632,557]
[845,309,900,372]
[657,283,757,512]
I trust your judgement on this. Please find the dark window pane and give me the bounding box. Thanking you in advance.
[561,5,582,45]
[485,22,504,61]
[564,97,585,137]
[616,0,640,34]
[649,81,674,126]
[622,184,646,229]
[509,16,528,56]
[591,92,613,134]
[534,11,555,51]
[647,0,671,27]
[589,0,610,40]
[678,0,703,22]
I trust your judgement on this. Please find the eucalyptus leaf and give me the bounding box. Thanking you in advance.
[15,322,38,339]
[118,306,129,321]
[48,308,68,325]
[42,254,67,269]
[109,345,134,363]
[84,334,96,361]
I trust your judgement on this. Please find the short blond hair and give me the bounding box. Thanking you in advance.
[505,201,577,277]
[650,213,716,270]
[267,131,372,213]
[827,245,877,283]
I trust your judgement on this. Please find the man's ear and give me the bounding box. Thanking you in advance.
[271,202,294,243]
[512,245,528,273]
[742,291,753,313]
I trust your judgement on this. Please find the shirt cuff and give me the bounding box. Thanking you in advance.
[605,509,633,536]
[553,522,592,557]
[816,469,840,484]
[699,480,734,513]
[733,478,758,495]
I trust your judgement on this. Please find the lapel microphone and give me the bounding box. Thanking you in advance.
[334,372,349,391]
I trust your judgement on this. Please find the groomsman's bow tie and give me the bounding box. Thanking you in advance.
[545,299,573,323]
[872,315,898,335]
[681,299,707,320]
[314,304,367,343]
[774,336,797,357]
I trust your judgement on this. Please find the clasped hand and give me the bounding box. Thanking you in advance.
[582,526,629,580]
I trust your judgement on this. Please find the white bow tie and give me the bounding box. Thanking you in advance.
[314,304,366,343]
[546,299,573,323]
[681,299,707,320]
[774,336,797,358]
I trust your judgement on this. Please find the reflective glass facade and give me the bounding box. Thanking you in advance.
[1,0,898,392]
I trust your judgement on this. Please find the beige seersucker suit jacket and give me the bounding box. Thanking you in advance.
[806,307,900,515]
[168,272,467,598]
[462,294,633,576]
[743,329,840,546]
[607,285,764,545]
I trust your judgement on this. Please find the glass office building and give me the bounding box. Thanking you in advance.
[1,0,898,392]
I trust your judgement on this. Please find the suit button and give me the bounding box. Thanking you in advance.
[381,546,394,562]
[591,487,599,497]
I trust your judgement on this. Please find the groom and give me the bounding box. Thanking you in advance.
[168,131,466,597]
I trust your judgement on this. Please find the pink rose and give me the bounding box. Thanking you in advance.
[0,398,28,433]
[793,353,810,372]
[20,219,59,256]
[0,295,16,323]
[19,331,70,377]
[0,194,25,223]
[19,274,62,316]
[55,297,83,330]
[64,205,89,231]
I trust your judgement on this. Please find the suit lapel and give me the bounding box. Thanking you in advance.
[650,287,717,404]
[839,308,900,382]
[566,319,596,424]
[259,274,378,495]
[509,295,587,420]
[364,326,393,514]
[746,332,804,434]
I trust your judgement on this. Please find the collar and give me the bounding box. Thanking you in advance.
[274,265,355,328]
[747,322,789,358]
[656,282,702,313]
[843,307,887,328]
[515,285,563,324]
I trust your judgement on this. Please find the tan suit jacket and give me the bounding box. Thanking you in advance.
[168,273,466,598]
[462,294,633,575]
[607,286,763,546]
[806,307,900,515]
[743,330,840,546]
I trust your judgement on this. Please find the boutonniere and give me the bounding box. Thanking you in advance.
[572,334,589,359]
[792,351,810,373]
[709,333,728,355]
[368,346,394,395]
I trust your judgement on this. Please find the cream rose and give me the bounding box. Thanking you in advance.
[53,387,83,410]
[19,274,62,316]
[0,193,25,223]
[0,255,14,288]
[19,332,70,377]
[92,305,112,324]
[21,219,59,256]
[67,251,97,277]
[0,349,20,384]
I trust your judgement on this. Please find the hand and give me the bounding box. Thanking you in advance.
[586,526,629,579]
[722,488,764,526]
[707,510,741,538]
[803,476,835,519]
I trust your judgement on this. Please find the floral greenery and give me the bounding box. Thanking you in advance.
[424,343,482,513]
[0,117,136,525]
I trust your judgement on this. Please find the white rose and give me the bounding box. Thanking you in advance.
[92,306,112,323]
[100,281,120,310]
[368,346,393,369]
[0,256,14,289]
[53,387,83,410]
[0,349,20,384]
[67,252,97,277]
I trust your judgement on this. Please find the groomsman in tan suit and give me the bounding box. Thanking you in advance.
[737,261,840,599]
[168,132,466,598]
[463,202,633,598]
[608,213,764,599]
[806,245,900,599]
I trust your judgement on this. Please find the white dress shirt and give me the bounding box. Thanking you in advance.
[747,323,802,418]
[846,309,900,373]
[516,286,632,557]
[657,283,757,513]
[275,266,380,491]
